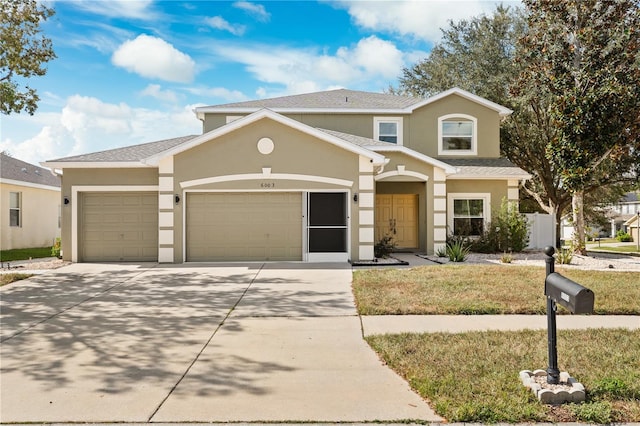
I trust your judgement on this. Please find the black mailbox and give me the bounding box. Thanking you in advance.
[545,272,594,314]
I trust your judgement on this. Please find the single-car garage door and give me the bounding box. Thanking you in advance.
[186,192,302,261]
[80,192,158,262]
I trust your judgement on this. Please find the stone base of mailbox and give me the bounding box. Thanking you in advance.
[520,369,586,404]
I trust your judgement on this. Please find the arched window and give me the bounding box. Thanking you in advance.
[438,114,477,155]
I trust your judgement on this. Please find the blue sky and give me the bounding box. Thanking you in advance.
[2,0,515,166]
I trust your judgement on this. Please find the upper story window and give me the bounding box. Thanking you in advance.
[374,117,403,145]
[9,192,21,227]
[438,114,477,155]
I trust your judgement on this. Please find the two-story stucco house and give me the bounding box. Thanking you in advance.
[42,88,530,263]
[1,153,61,251]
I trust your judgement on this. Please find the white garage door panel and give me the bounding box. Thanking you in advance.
[187,192,302,262]
[80,192,158,262]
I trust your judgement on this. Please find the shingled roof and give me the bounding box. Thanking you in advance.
[442,158,531,179]
[1,153,60,188]
[198,89,420,111]
[45,135,198,163]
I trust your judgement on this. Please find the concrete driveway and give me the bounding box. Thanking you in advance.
[0,263,441,423]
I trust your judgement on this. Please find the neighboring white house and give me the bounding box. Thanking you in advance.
[609,192,640,236]
[561,192,640,241]
[1,153,61,251]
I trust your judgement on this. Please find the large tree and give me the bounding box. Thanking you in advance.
[516,0,640,253]
[1,0,56,115]
[394,3,640,247]
[393,6,574,244]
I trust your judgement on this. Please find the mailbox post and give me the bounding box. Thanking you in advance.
[544,246,560,384]
[543,246,595,384]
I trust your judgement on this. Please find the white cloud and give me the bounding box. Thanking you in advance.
[346,36,404,78]
[112,34,196,83]
[213,36,406,97]
[233,1,271,22]
[140,84,179,103]
[333,0,505,42]
[204,16,246,36]
[0,96,202,166]
[68,0,157,20]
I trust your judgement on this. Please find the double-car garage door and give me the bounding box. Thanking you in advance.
[186,192,303,261]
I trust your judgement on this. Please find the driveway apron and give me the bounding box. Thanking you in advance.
[0,263,440,423]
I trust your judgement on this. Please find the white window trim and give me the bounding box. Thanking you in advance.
[374,117,403,145]
[438,113,477,156]
[9,191,21,227]
[447,193,491,236]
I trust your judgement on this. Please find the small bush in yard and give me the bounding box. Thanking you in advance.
[472,198,530,253]
[51,238,61,258]
[616,230,632,242]
[374,234,396,258]
[446,240,470,262]
[556,247,573,264]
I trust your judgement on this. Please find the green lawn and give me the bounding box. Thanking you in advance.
[590,246,640,254]
[367,329,640,423]
[355,264,640,423]
[0,247,52,262]
[353,265,640,315]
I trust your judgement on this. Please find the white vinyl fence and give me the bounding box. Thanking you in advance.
[525,213,556,249]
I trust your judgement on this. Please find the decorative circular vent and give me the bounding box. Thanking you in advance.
[257,137,274,155]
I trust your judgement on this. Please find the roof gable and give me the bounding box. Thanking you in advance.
[144,109,387,166]
[409,88,512,116]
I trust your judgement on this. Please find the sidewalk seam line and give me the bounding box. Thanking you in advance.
[147,263,265,422]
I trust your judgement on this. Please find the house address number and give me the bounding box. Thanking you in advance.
[260,182,276,188]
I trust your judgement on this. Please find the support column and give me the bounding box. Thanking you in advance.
[432,168,448,254]
[357,156,375,261]
[158,156,175,263]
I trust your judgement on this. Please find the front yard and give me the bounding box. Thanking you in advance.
[354,264,640,423]
[353,265,640,315]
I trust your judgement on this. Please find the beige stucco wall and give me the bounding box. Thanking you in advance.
[1,183,61,251]
[407,94,501,158]
[200,93,503,162]
[59,168,159,261]
[447,179,510,214]
[174,117,364,262]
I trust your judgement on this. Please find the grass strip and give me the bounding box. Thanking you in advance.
[367,328,640,423]
[0,273,33,287]
[1,247,52,262]
[353,265,640,315]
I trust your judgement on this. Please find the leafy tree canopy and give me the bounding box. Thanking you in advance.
[518,0,640,191]
[1,0,56,115]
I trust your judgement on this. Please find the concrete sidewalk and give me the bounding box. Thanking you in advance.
[362,314,640,336]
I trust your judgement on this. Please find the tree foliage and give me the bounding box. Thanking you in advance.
[516,0,640,252]
[394,5,524,107]
[1,0,56,115]
[393,5,572,243]
[394,1,640,248]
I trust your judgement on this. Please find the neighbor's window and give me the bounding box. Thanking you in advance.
[448,194,490,236]
[374,117,403,144]
[438,114,477,155]
[9,192,21,227]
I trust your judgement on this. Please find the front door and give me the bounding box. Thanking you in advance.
[375,194,418,249]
